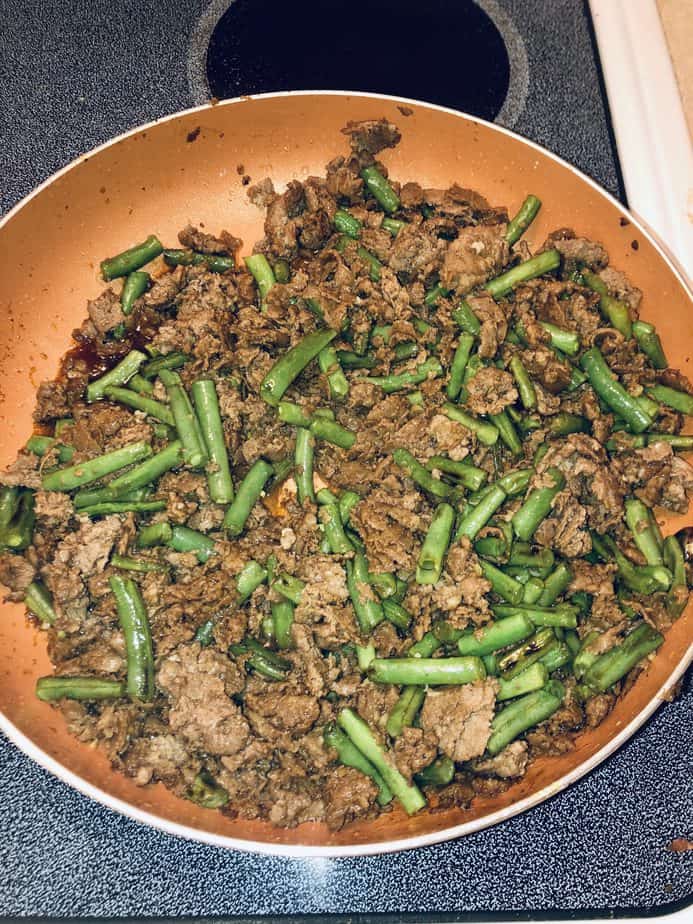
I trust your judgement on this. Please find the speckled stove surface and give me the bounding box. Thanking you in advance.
[1,0,691,917]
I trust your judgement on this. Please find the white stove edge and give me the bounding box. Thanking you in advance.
[589,0,692,277]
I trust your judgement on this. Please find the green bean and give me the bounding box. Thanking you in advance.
[492,602,578,628]
[497,627,556,678]
[111,554,168,574]
[584,623,663,692]
[422,282,446,307]
[565,630,581,656]
[101,235,163,280]
[426,455,487,492]
[141,352,189,379]
[333,209,362,238]
[581,270,632,338]
[355,643,375,672]
[539,321,580,356]
[232,638,291,681]
[632,321,667,369]
[261,330,338,406]
[108,440,183,496]
[498,467,534,497]
[339,491,360,525]
[497,661,548,701]
[479,561,524,604]
[75,484,148,510]
[361,165,400,213]
[102,385,175,426]
[157,370,207,468]
[191,380,234,504]
[137,521,173,547]
[386,686,426,737]
[25,435,75,463]
[512,467,565,541]
[169,525,215,563]
[663,535,688,618]
[187,772,229,809]
[41,440,152,492]
[272,600,295,649]
[273,573,305,605]
[393,341,419,362]
[646,433,693,450]
[309,417,356,449]
[273,259,291,284]
[442,402,499,446]
[447,333,475,401]
[223,459,273,536]
[505,195,542,245]
[625,498,664,566]
[319,503,354,554]
[0,487,20,529]
[474,536,509,561]
[277,401,311,427]
[580,347,653,432]
[370,656,486,686]
[318,346,350,400]
[128,373,154,395]
[382,599,412,630]
[452,300,481,335]
[337,708,425,814]
[407,632,442,659]
[487,680,564,755]
[457,613,534,657]
[416,502,455,585]
[368,571,398,599]
[79,500,166,517]
[508,546,555,577]
[539,641,572,673]
[509,355,537,410]
[336,238,382,281]
[489,410,523,456]
[243,254,276,302]
[36,677,125,702]
[347,552,384,633]
[548,413,590,437]
[537,562,573,605]
[485,250,561,298]
[382,216,404,237]
[414,755,455,788]
[392,448,452,499]
[365,357,443,394]
[86,349,147,402]
[324,723,393,806]
[522,577,545,604]
[236,560,268,601]
[109,575,154,701]
[455,485,507,541]
[24,581,57,625]
[295,428,316,505]
[194,619,215,647]
[163,250,234,273]
[121,270,150,315]
[647,384,693,416]
[592,532,672,594]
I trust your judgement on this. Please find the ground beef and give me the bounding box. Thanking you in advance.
[465,367,518,416]
[178,224,240,256]
[421,681,498,763]
[86,288,124,335]
[440,225,509,294]
[471,741,529,778]
[324,766,378,831]
[350,476,424,573]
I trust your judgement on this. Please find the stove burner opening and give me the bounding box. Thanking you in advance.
[206,0,511,122]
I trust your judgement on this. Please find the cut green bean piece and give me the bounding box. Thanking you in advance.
[663,535,688,618]
[447,333,475,401]
[632,321,667,369]
[137,521,173,547]
[223,459,273,536]
[310,417,356,449]
[647,384,693,416]
[158,370,207,468]
[442,403,499,446]
[121,271,150,315]
[333,209,362,238]
[368,572,397,599]
[538,562,573,605]
[646,433,693,449]
[382,599,411,630]
[236,560,268,601]
[386,686,426,737]
[582,270,632,338]
[361,165,400,213]
[103,385,175,425]
[108,440,183,496]
[625,498,664,566]
[512,467,565,541]
[486,250,561,298]
[278,401,311,427]
[497,627,555,678]
[86,349,147,402]
[111,554,168,574]
[492,602,578,628]
[295,428,316,505]
[455,485,507,541]
[539,641,572,674]
[489,410,523,456]
[163,250,234,273]
[192,380,234,504]
[339,490,360,525]
[508,546,555,578]
[416,503,455,584]
[408,632,442,659]
[393,448,452,499]
[25,581,57,625]
[128,373,154,395]
[509,355,537,410]
[414,755,455,787]
[584,623,663,692]
[261,329,338,406]
[101,235,163,281]
[272,600,295,649]
[141,352,189,378]
[505,195,541,245]
[244,254,276,302]
[365,357,443,394]
[487,681,565,755]
[548,413,589,437]
[497,661,548,701]
[522,577,545,605]
[452,300,481,335]
[319,503,354,554]
[369,656,486,686]
[347,552,384,633]
[80,500,166,517]
[0,487,19,528]
[424,282,448,307]
[479,560,524,604]
[188,771,229,809]
[109,575,154,701]
[580,347,653,432]
[36,677,125,702]
[274,573,305,605]
[324,723,393,806]
[337,708,426,815]
[381,216,404,237]
[457,613,534,656]
[167,525,215,563]
[25,435,75,463]
[539,322,580,356]
[426,455,487,491]
[318,345,350,400]
[41,441,152,492]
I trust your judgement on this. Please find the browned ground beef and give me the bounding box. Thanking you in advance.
[1,118,690,832]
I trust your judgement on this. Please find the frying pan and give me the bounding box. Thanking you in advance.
[0,91,691,856]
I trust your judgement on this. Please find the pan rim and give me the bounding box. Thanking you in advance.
[1,88,691,857]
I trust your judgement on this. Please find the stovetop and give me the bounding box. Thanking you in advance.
[1,0,690,919]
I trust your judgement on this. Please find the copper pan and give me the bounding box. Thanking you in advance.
[1,91,691,856]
